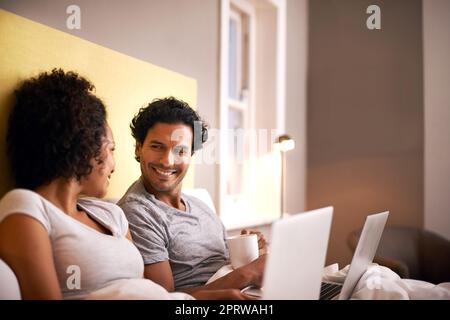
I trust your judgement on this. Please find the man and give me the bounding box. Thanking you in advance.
[118,97,266,294]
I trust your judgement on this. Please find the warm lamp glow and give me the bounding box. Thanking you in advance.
[273,134,295,152]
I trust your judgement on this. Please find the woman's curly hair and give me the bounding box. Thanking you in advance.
[7,69,107,189]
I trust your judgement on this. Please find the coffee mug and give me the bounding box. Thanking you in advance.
[226,234,259,269]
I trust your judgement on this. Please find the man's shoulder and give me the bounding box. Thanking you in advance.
[183,194,217,217]
[119,194,157,215]
[118,191,151,209]
[118,181,165,222]
[118,179,152,207]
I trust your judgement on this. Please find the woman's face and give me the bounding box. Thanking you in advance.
[80,124,116,198]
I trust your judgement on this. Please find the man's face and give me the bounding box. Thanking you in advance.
[136,122,192,194]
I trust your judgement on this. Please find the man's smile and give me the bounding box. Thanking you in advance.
[151,166,177,178]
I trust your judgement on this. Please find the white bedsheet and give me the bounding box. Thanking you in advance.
[208,263,450,300]
[85,278,194,300]
[323,263,450,300]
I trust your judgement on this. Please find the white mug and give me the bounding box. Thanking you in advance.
[226,234,259,269]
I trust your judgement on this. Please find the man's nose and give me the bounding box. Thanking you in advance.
[159,149,174,167]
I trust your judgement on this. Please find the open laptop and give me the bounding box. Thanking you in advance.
[243,210,389,300]
[244,206,334,299]
[320,211,389,300]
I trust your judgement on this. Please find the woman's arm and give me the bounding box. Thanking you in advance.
[0,214,62,299]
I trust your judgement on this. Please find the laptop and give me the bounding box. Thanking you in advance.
[244,206,334,299]
[243,210,389,300]
[320,211,389,300]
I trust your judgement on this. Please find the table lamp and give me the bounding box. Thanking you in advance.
[274,134,295,219]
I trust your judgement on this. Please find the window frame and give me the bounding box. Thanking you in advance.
[219,0,286,229]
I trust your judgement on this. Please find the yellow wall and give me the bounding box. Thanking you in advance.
[0,9,197,199]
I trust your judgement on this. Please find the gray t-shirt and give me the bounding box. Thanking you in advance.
[118,178,229,289]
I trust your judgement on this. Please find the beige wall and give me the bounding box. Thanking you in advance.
[308,0,424,266]
[254,6,277,132]
[424,0,450,240]
[285,0,308,214]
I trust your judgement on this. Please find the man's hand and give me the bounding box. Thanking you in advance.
[179,231,268,295]
[241,229,268,255]
[237,254,267,288]
[190,289,256,300]
[181,254,267,294]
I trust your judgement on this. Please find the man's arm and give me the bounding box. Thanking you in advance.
[179,254,266,294]
[140,224,268,293]
[187,228,268,293]
[124,227,176,292]
[121,203,176,289]
[144,261,175,292]
[142,253,266,293]
[143,258,264,300]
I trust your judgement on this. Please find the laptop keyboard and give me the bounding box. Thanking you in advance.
[320,282,342,300]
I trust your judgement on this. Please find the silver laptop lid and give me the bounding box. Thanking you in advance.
[339,211,389,300]
[263,206,333,300]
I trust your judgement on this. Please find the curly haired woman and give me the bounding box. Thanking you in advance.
[0,69,248,300]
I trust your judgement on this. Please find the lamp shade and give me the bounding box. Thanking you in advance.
[274,134,295,152]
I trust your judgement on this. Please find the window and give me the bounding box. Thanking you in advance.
[220,0,286,229]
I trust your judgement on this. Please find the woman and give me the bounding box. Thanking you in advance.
[0,69,247,300]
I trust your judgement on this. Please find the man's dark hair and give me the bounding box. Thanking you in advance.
[130,97,208,161]
[7,68,107,189]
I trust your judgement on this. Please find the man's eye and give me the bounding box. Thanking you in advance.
[151,145,162,150]
[174,147,187,156]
